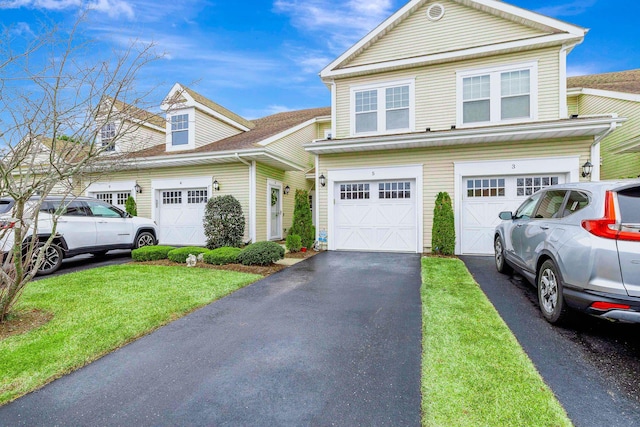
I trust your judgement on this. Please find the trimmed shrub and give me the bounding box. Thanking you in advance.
[289,189,314,249]
[204,195,245,249]
[125,195,137,216]
[236,241,284,266]
[131,245,175,261]
[167,247,210,264]
[285,234,302,253]
[432,192,455,255]
[203,247,242,265]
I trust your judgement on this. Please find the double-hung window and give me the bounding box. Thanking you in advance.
[171,114,189,146]
[458,62,537,126]
[100,122,116,151]
[352,79,414,136]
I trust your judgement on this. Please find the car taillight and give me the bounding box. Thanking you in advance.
[590,301,631,311]
[581,191,640,241]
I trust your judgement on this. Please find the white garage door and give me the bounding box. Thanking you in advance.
[157,188,208,245]
[460,175,564,254]
[334,180,417,252]
[92,191,131,211]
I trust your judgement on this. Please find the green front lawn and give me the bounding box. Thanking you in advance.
[0,265,261,405]
[421,257,571,426]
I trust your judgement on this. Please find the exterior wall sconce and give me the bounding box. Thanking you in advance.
[319,174,326,187]
[213,179,220,191]
[134,182,142,194]
[284,185,290,195]
[582,161,593,178]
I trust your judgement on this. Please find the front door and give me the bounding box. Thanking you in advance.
[268,182,283,240]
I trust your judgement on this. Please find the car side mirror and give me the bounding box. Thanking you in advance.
[499,211,514,220]
[122,212,132,218]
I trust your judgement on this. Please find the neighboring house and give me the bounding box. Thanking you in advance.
[568,69,640,179]
[305,0,623,255]
[84,83,330,246]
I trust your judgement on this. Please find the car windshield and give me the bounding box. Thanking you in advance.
[618,187,640,223]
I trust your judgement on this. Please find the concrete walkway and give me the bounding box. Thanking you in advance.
[0,251,422,426]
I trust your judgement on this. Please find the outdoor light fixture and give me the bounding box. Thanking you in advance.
[284,185,290,195]
[213,179,220,191]
[134,182,142,194]
[582,161,593,178]
[319,174,326,187]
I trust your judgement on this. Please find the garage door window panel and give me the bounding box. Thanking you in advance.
[379,182,411,199]
[467,178,505,197]
[187,190,208,204]
[340,183,370,200]
[163,191,182,204]
[516,176,559,196]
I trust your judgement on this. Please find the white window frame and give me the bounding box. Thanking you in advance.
[350,78,415,137]
[165,108,195,152]
[99,121,118,152]
[456,61,538,128]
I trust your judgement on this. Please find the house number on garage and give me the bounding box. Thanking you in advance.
[372,171,375,176]
[512,164,516,169]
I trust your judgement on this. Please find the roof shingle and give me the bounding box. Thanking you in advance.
[568,69,640,95]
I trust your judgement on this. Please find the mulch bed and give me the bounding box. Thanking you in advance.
[0,309,53,341]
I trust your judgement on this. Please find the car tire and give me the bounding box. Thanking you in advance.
[494,235,512,274]
[34,243,63,276]
[537,259,569,324]
[91,251,108,257]
[135,232,156,249]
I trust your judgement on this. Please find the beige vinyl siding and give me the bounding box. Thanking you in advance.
[317,137,592,252]
[265,123,316,167]
[116,123,165,153]
[346,0,549,68]
[194,109,243,148]
[335,47,561,138]
[84,162,251,240]
[567,95,579,116]
[577,94,640,179]
[317,121,332,139]
[282,170,315,236]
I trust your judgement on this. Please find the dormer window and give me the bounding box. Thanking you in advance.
[100,122,116,151]
[171,114,189,146]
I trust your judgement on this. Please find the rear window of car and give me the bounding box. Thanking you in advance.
[618,187,640,223]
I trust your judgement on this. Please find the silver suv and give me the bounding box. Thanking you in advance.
[494,180,640,324]
[0,196,158,275]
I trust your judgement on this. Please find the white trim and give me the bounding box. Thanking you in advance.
[326,164,423,253]
[456,61,538,128]
[568,87,640,103]
[559,45,569,118]
[453,156,580,254]
[165,108,195,152]
[320,0,585,78]
[331,81,337,139]
[250,160,257,243]
[150,176,213,224]
[322,33,581,80]
[86,180,137,201]
[315,154,320,242]
[266,180,284,241]
[350,78,416,136]
[591,142,601,182]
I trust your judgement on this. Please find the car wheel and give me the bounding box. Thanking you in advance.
[91,251,108,257]
[537,259,569,324]
[494,236,512,274]
[135,232,156,249]
[34,243,63,276]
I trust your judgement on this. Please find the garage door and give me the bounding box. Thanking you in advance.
[157,189,208,245]
[460,175,564,254]
[334,180,417,252]
[92,191,131,211]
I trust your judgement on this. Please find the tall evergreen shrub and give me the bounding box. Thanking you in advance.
[125,195,137,216]
[288,189,314,249]
[204,195,245,249]
[432,192,455,255]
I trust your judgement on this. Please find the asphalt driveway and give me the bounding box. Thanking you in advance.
[0,251,422,426]
[462,256,640,427]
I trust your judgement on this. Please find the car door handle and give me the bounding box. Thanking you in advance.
[515,224,523,228]
[540,226,549,230]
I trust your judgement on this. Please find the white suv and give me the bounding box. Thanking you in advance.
[0,196,158,275]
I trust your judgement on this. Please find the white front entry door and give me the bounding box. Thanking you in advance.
[157,188,208,245]
[334,180,417,252]
[460,175,565,254]
[267,182,283,240]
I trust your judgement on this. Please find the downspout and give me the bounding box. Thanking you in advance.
[315,154,320,242]
[590,116,619,182]
[235,153,255,243]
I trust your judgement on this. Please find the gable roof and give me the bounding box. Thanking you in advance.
[131,107,330,158]
[109,98,166,130]
[162,83,255,131]
[568,69,640,95]
[320,0,587,80]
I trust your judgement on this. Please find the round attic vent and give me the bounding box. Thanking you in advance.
[426,3,445,21]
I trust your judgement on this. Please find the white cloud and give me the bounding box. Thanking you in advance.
[567,64,604,77]
[273,0,395,52]
[9,21,35,37]
[0,0,134,19]
[535,0,597,17]
[87,0,134,19]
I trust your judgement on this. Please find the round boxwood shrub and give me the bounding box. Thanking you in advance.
[167,247,210,264]
[131,245,176,261]
[236,241,285,266]
[204,195,245,249]
[285,234,302,253]
[203,247,242,265]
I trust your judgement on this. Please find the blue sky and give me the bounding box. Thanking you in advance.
[1,0,639,120]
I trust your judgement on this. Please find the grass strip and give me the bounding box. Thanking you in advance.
[0,264,260,405]
[421,257,571,426]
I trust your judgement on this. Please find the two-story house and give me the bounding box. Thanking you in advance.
[85,84,330,246]
[305,0,623,255]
